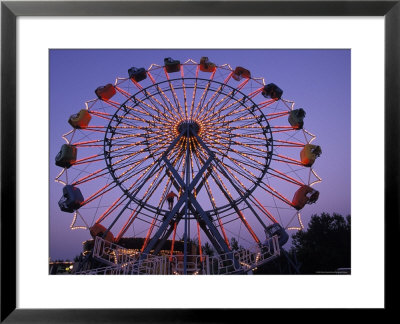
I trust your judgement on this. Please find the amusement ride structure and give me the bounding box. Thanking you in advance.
[55,57,321,274]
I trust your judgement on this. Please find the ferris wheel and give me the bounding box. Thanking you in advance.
[55,57,321,274]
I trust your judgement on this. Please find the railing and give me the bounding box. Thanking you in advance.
[77,235,280,275]
[92,236,139,266]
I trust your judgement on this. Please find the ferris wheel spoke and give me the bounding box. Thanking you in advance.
[198,87,233,120]
[202,78,252,121]
[197,136,270,232]
[94,175,146,225]
[106,141,146,156]
[214,159,255,198]
[82,182,118,206]
[124,96,168,120]
[114,207,140,242]
[219,114,258,125]
[189,65,200,119]
[163,71,185,117]
[195,145,256,230]
[109,132,171,147]
[205,102,250,124]
[271,153,303,166]
[140,217,160,252]
[214,170,269,235]
[258,180,293,207]
[67,129,96,147]
[71,167,111,186]
[109,148,156,170]
[180,67,189,119]
[202,136,265,167]
[147,71,184,120]
[109,132,173,157]
[270,156,309,186]
[184,195,233,256]
[116,108,168,128]
[74,152,105,165]
[200,87,255,123]
[161,151,186,201]
[247,87,264,99]
[248,195,279,224]
[77,127,107,134]
[125,162,168,204]
[198,161,232,248]
[210,82,248,120]
[132,96,178,123]
[206,114,253,132]
[87,110,118,123]
[111,151,151,169]
[270,128,297,134]
[119,133,185,197]
[235,78,251,91]
[106,130,168,143]
[199,140,263,183]
[96,98,123,111]
[108,156,147,176]
[126,95,172,125]
[218,159,259,187]
[265,111,290,121]
[267,168,304,186]
[72,137,106,147]
[115,85,137,100]
[117,160,160,189]
[191,70,217,120]
[273,139,304,148]
[119,171,174,244]
[258,99,280,110]
[207,131,270,156]
[109,132,171,152]
[222,154,264,175]
[196,70,233,116]
[114,158,158,190]
[206,111,253,138]
[124,79,179,121]
[138,167,167,202]
[117,83,162,119]
[206,165,261,244]
[138,155,181,209]
[230,132,268,142]
[199,88,244,122]
[271,125,297,131]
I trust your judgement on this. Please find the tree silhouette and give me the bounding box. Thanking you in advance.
[291,213,351,274]
[202,242,215,257]
[230,237,239,251]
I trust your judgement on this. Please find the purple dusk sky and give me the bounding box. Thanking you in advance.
[49,49,350,260]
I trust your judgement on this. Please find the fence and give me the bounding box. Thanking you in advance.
[76,235,280,275]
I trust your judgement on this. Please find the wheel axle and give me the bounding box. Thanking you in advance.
[176,120,201,137]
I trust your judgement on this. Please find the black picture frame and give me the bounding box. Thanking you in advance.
[1,0,398,322]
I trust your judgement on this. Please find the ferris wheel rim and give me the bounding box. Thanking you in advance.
[102,76,274,215]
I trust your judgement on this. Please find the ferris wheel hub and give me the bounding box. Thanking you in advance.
[176,120,201,137]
